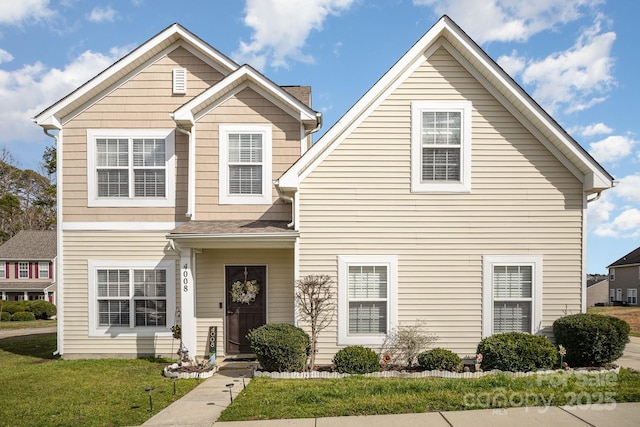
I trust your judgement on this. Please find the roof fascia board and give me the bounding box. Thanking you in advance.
[279,23,448,189]
[34,24,238,126]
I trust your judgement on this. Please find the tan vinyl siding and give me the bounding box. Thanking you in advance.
[61,47,224,222]
[193,87,302,221]
[61,231,179,359]
[194,248,294,356]
[298,47,584,363]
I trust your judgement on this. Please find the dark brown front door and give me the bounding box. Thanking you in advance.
[225,265,266,354]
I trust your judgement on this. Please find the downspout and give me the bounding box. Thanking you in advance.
[173,121,194,218]
[274,182,296,229]
[43,128,62,356]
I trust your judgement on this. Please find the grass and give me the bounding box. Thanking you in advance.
[587,306,640,337]
[0,319,57,330]
[218,370,640,421]
[0,333,200,427]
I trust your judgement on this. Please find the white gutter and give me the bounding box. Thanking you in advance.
[274,182,296,229]
[172,116,195,219]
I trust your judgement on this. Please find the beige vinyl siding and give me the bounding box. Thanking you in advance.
[194,248,294,356]
[298,47,583,363]
[61,47,224,222]
[61,231,179,359]
[193,87,302,221]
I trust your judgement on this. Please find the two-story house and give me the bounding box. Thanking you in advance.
[0,230,57,304]
[608,247,640,305]
[33,16,613,362]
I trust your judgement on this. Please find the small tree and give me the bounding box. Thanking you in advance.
[381,321,437,367]
[295,274,335,370]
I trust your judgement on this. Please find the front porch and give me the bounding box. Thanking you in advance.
[167,220,298,360]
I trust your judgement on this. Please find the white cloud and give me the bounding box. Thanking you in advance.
[234,0,356,69]
[0,0,54,24]
[595,208,640,238]
[0,47,130,144]
[587,193,615,226]
[520,17,615,115]
[0,49,13,64]
[413,0,602,44]
[87,6,117,23]
[578,122,613,137]
[497,51,525,76]
[588,135,636,164]
[612,174,640,203]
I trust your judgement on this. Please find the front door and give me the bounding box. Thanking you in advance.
[225,265,266,354]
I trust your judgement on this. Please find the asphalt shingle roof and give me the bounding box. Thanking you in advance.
[0,231,56,260]
[608,246,640,268]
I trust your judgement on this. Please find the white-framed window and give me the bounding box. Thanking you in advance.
[482,255,542,337]
[616,288,622,301]
[627,289,637,305]
[18,262,29,279]
[0,263,5,279]
[219,124,272,205]
[87,129,175,207]
[38,262,49,279]
[411,101,472,193]
[87,260,176,337]
[610,288,615,302]
[337,255,398,345]
[609,268,615,281]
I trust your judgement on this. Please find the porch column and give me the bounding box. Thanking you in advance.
[1,291,5,300]
[179,247,197,359]
[23,291,28,301]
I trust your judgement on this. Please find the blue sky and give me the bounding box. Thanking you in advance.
[0,0,638,273]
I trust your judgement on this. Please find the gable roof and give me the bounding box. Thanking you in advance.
[608,246,640,268]
[171,65,321,130]
[32,23,239,130]
[278,15,613,195]
[0,230,56,260]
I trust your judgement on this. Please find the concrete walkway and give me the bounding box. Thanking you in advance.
[617,336,640,370]
[0,325,56,338]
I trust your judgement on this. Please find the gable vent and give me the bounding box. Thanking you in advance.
[173,68,187,94]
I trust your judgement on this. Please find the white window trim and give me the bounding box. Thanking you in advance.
[411,100,472,193]
[609,268,615,281]
[18,262,29,279]
[610,288,615,302]
[87,259,176,337]
[0,263,5,279]
[482,255,542,338]
[627,289,637,305]
[337,255,398,346]
[87,129,175,208]
[38,262,49,279]
[219,124,272,205]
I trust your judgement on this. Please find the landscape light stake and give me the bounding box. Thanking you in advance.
[173,377,177,395]
[226,383,234,403]
[145,387,154,412]
[240,373,246,389]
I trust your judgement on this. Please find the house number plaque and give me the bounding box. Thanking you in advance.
[182,263,190,292]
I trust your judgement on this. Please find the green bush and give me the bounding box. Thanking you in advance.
[11,311,36,321]
[553,313,630,367]
[476,332,557,372]
[247,323,310,372]
[333,346,380,374]
[29,301,56,319]
[417,348,462,372]
[0,311,10,321]
[2,301,30,314]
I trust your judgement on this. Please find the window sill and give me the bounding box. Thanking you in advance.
[88,197,175,208]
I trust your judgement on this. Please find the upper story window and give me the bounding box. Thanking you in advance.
[0,263,5,279]
[609,268,615,281]
[219,124,272,205]
[87,130,175,208]
[38,262,49,279]
[411,101,472,193]
[18,262,29,279]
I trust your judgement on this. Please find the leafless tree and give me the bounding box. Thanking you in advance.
[295,274,335,370]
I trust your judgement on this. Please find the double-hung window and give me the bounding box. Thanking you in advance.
[219,124,272,204]
[88,260,175,336]
[87,130,175,207]
[482,255,542,337]
[38,262,49,279]
[18,262,29,279]
[0,263,5,279]
[337,255,398,345]
[627,289,637,305]
[411,101,472,193]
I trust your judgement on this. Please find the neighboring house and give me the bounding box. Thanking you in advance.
[0,230,57,304]
[607,247,640,306]
[33,16,613,362]
[587,278,609,307]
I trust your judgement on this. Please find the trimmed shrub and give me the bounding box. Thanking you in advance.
[553,313,630,367]
[247,323,311,372]
[333,346,380,374]
[476,332,557,372]
[11,311,36,322]
[30,301,56,319]
[0,311,10,321]
[2,301,30,314]
[417,348,463,372]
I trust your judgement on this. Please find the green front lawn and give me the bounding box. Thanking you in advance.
[0,319,57,330]
[0,333,200,427]
[219,371,640,421]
